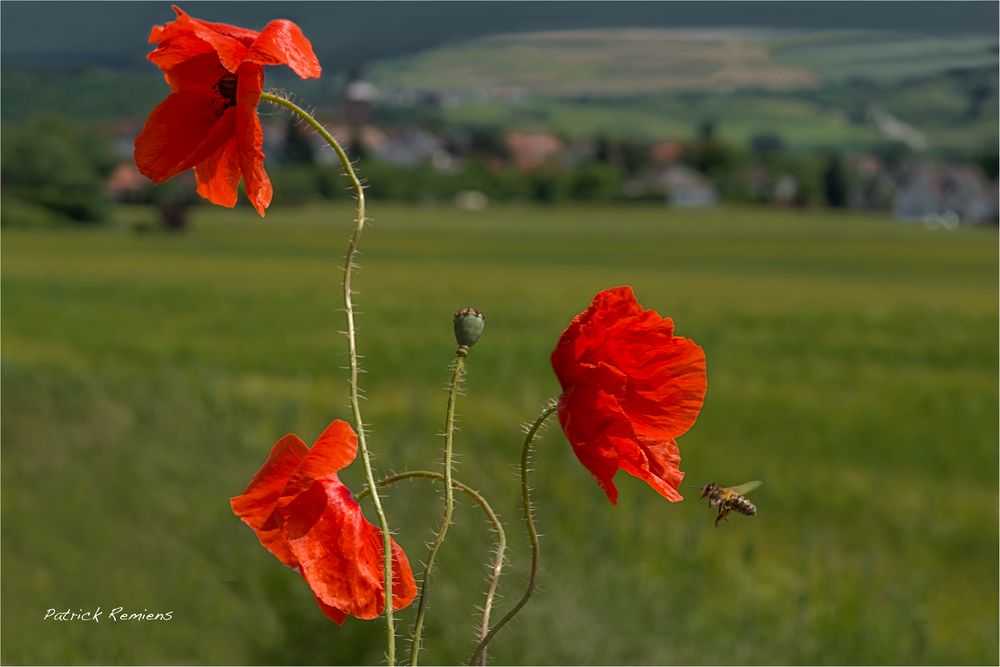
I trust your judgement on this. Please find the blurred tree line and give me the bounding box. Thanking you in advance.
[1,115,200,229]
[3,111,997,228]
[2,116,116,224]
[244,115,997,213]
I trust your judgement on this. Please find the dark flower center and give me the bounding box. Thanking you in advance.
[212,74,239,116]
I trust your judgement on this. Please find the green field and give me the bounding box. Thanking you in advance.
[2,203,997,665]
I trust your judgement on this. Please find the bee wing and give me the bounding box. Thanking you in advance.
[728,480,762,495]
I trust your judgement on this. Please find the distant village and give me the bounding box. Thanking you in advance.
[105,74,999,226]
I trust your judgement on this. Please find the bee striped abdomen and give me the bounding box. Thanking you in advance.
[731,495,757,516]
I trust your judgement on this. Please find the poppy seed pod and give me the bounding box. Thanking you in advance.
[453,307,485,355]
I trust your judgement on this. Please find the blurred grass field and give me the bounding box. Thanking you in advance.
[2,202,997,665]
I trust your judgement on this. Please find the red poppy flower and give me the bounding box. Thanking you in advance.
[551,286,707,504]
[134,6,321,216]
[230,420,417,623]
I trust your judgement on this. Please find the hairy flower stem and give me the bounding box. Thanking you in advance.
[260,91,397,665]
[409,355,465,665]
[357,469,507,661]
[469,401,558,666]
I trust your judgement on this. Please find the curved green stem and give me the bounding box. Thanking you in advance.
[357,469,507,661]
[260,91,397,664]
[469,401,558,666]
[409,356,465,665]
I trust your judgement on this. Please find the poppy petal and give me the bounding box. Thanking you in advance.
[148,33,216,74]
[134,90,229,183]
[246,20,322,79]
[235,63,272,216]
[305,420,359,476]
[552,286,655,388]
[557,362,633,504]
[230,433,310,567]
[313,593,348,625]
[159,51,229,94]
[619,437,685,502]
[621,336,707,441]
[282,420,358,498]
[280,480,417,619]
[195,136,241,208]
[389,539,418,609]
[153,6,260,46]
[169,6,250,73]
[188,16,260,46]
[181,107,239,173]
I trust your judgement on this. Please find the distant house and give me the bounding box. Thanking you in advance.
[372,127,456,169]
[660,166,719,207]
[343,73,377,126]
[893,164,998,224]
[649,140,684,164]
[626,165,719,207]
[104,162,147,202]
[772,173,801,206]
[734,165,802,206]
[504,131,564,170]
[845,154,894,211]
[301,124,389,166]
[355,126,390,155]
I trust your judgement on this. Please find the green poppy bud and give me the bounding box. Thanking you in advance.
[453,307,485,356]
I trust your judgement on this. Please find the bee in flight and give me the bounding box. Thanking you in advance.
[698,481,761,527]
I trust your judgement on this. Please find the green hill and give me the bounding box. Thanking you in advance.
[371,29,997,94]
[368,28,998,153]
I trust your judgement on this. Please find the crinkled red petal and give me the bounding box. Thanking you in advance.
[388,537,418,612]
[279,480,417,620]
[195,136,241,208]
[619,436,685,502]
[246,19,322,79]
[312,592,348,625]
[178,107,239,175]
[619,335,706,441]
[557,362,634,504]
[552,286,672,388]
[230,433,310,568]
[148,32,216,74]
[160,51,229,94]
[167,6,250,73]
[184,10,260,46]
[552,287,707,439]
[134,90,231,183]
[234,63,272,216]
[281,419,358,499]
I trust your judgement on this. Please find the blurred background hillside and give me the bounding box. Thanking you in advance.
[2,2,998,666]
